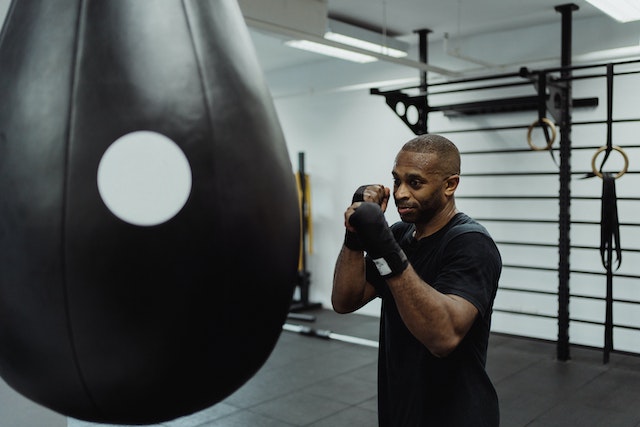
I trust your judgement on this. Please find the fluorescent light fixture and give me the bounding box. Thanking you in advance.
[325,19,408,58]
[284,19,409,64]
[285,39,378,63]
[574,44,640,62]
[323,32,407,58]
[585,0,640,22]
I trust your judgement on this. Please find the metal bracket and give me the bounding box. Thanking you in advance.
[520,66,567,123]
[371,88,428,135]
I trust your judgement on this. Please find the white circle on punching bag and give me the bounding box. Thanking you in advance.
[97,130,192,226]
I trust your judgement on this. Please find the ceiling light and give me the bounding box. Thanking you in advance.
[325,19,408,58]
[285,40,378,63]
[284,19,409,64]
[585,0,640,22]
[323,32,407,58]
[574,44,640,62]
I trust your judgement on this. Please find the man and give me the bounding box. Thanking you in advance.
[332,134,501,426]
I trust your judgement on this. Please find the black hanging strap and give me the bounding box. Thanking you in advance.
[600,172,622,271]
[537,71,559,166]
[581,64,622,364]
[599,64,622,271]
[602,171,618,364]
[600,64,620,364]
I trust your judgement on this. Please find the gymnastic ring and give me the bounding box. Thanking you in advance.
[591,145,629,179]
[527,118,557,151]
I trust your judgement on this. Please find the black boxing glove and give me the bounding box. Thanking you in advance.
[344,185,374,251]
[348,202,408,278]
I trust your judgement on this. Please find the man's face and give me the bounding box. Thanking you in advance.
[392,150,451,224]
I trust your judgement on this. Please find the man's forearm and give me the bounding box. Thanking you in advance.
[331,246,371,313]
[385,266,478,357]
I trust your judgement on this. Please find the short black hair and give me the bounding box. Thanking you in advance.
[400,134,461,176]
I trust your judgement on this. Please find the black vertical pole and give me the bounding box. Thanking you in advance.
[298,152,309,305]
[414,29,431,134]
[290,152,321,314]
[415,28,430,91]
[555,3,578,362]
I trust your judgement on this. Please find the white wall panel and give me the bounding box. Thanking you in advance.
[492,312,558,341]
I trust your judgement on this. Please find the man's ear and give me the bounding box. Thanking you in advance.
[444,175,459,195]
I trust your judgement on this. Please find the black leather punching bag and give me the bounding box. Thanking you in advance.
[0,0,300,424]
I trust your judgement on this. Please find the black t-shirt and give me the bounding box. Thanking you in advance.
[366,213,501,427]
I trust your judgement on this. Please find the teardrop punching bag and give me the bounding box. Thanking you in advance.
[0,0,300,424]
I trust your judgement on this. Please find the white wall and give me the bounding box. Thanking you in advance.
[265,13,640,353]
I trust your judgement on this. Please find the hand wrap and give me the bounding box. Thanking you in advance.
[352,185,370,203]
[343,185,373,251]
[348,202,408,278]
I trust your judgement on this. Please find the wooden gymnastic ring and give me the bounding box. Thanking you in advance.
[527,118,557,151]
[591,146,629,179]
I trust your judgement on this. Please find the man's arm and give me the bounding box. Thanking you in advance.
[348,202,478,357]
[331,185,389,314]
[331,245,377,313]
[385,266,478,357]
